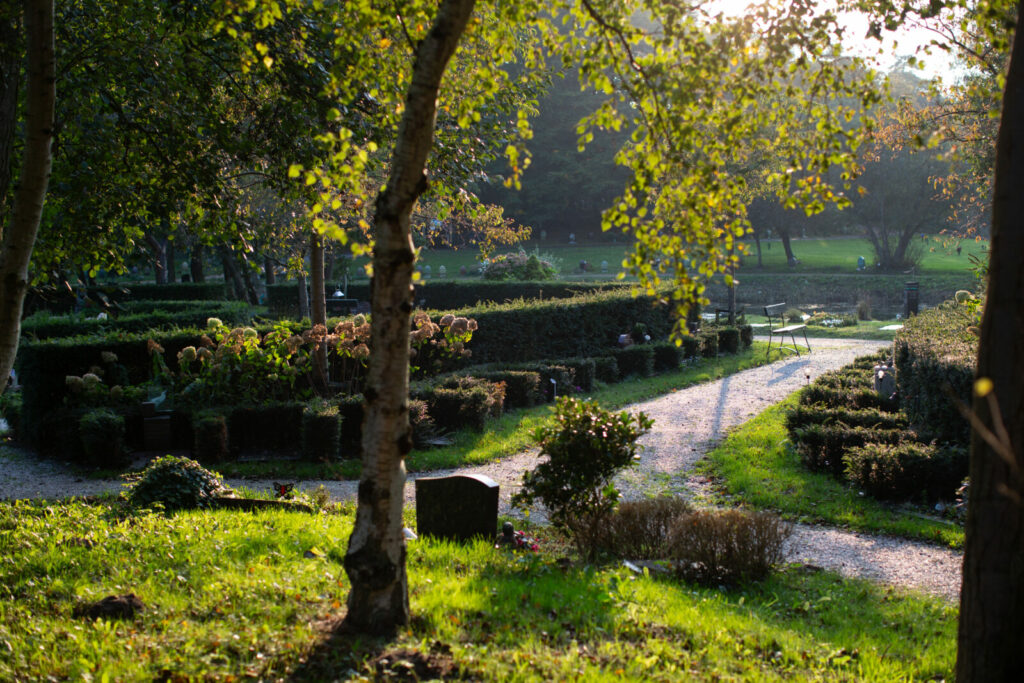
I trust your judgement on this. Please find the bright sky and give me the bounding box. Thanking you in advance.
[704,0,961,82]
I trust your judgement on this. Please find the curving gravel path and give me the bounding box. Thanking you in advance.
[0,337,963,602]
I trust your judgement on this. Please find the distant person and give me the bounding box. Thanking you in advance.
[857,256,866,271]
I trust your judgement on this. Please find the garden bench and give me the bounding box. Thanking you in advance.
[764,302,810,358]
[715,305,746,323]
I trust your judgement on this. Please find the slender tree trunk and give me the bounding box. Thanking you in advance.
[753,230,763,269]
[166,239,176,283]
[956,4,1024,677]
[146,233,168,285]
[263,255,276,285]
[0,0,53,394]
[310,229,328,395]
[190,243,205,283]
[778,227,797,266]
[218,244,245,301]
[343,0,476,635]
[296,270,310,320]
[0,5,21,221]
[237,250,259,305]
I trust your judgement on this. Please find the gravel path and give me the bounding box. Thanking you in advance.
[0,337,963,602]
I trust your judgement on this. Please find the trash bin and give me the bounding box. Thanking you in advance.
[904,282,919,318]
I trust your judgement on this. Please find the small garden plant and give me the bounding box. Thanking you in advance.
[126,455,225,511]
[513,397,652,559]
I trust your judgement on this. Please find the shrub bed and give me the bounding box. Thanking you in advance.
[844,441,969,501]
[21,301,254,340]
[785,405,907,435]
[611,346,655,378]
[793,423,916,477]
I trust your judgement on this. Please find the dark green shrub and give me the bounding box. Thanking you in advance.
[435,376,506,418]
[593,356,619,384]
[784,405,906,437]
[474,370,541,408]
[681,336,701,359]
[738,324,754,349]
[512,398,652,560]
[337,394,365,452]
[530,364,573,401]
[427,386,496,432]
[554,357,596,393]
[651,342,684,372]
[717,327,740,354]
[227,402,304,455]
[611,346,655,378]
[700,332,718,358]
[894,303,975,444]
[668,510,792,585]
[844,442,969,502]
[482,251,557,281]
[127,455,224,511]
[193,411,229,462]
[793,423,914,476]
[600,496,693,559]
[799,385,898,412]
[78,408,127,467]
[409,399,438,449]
[302,400,341,462]
[21,301,253,340]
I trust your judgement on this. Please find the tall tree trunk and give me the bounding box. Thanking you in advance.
[146,233,168,285]
[753,229,763,269]
[0,0,53,394]
[190,243,205,283]
[309,229,328,395]
[0,4,21,220]
[166,239,176,283]
[778,227,798,266]
[956,3,1024,677]
[217,244,245,301]
[296,270,310,320]
[263,255,276,285]
[237,250,259,305]
[343,0,476,635]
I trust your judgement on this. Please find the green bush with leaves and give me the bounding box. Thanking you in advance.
[193,411,229,462]
[651,341,684,372]
[717,327,740,354]
[78,408,127,467]
[473,370,541,408]
[126,455,224,511]
[592,356,620,384]
[611,346,655,378]
[513,397,653,560]
[481,250,558,281]
[700,331,719,358]
[844,441,969,502]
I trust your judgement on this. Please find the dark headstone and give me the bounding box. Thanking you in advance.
[415,474,499,542]
[73,594,144,620]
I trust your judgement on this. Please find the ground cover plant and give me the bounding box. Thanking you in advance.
[698,395,965,549]
[0,499,957,680]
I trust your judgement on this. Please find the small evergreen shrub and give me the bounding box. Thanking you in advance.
[738,324,754,349]
[409,399,438,449]
[227,402,304,455]
[427,386,497,432]
[555,357,597,393]
[668,510,792,585]
[844,442,969,501]
[435,376,506,419]
[78,408,127,467]
[593,356,620,384]
[651,342,684,372]
[799,385,898,412]
[611,346,655,378]
[600,496,693,559]
[784,405,906,436]
[700,332,719,358]
[474,370,541,408]
[681,335,701,359]
[302,399,341,462]
[127,455,224,511]
[793,423,913,476]
[513,397,652,560]
[193,411,229,462]
[337,394,364,450]
[717,327,740,354]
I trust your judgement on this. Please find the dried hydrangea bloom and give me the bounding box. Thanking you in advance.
[110,386,123,400]
[413,311,430,326]
[439,314,455,327]
[146,339,165,356]
[100,351,118,364]
[207,317,223,329]
[199,335,214,348]
[65,375,85,392]
[89,365,104,377]
[355,323,371,339]
[468,319,478,331]
[197,347,213,362]
[450,317,469,335]
[335,320,355,337]
[353,314,367,327]
[242,327,258,340]
[353,344,370,359]
[178,346,197,363]
[286,335,304,353]
[82,373,101,388]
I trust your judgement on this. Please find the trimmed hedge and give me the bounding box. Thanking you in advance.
[793,423,915,477]
[21,301,255,340]
[844,441,969,501]
[611,346,655,378]
[651,342,684,372]
[553,357,597,393]
[799,384,899,412]
[92,283,227,302]
[785,405,906,435]
[717,327,740,354]
[894,303,976,444]
[593,356,619,384]
[473,370,541,409]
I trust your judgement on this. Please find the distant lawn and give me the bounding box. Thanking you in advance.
[0,499,957,681]
[350,235,986,282]
[697,394,965,549]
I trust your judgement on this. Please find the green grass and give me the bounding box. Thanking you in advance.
[0,499,957,681]
[349,236,986,282]
[697,395,965,549]
[743,315,903,341]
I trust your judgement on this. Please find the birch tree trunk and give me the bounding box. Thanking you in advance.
[310,229,328,395]
[0,0,54,395]
[956,1,1024,676]
[343,0,476,634]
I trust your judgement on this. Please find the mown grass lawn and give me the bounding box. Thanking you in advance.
[0,499,957,681]
[697,395,965,549]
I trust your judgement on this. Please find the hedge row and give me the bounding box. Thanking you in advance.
[893,302,976,444]
[265,280,632,315]
[21,301,255,340]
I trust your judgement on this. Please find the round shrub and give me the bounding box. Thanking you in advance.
[193,411,229,462]
[600,496,693,559]
[668,509,791,585]
[79,408,127,467]
[717,327,740,354]
[593,356,620,384]
[127,455,224,511]
[700,332,718,358]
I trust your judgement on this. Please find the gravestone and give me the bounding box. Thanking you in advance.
[415,474,499,542]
